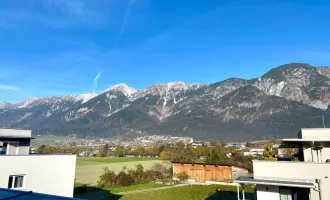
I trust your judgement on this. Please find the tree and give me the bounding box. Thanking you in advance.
[151,163,171,178]
[115,171,134,186]
[97,145,105,157]
[175,171,189,182]
[115,146,125,157]
[246,142,253,147]
[97,167,116,188]
[132,164,145,183]
[103,144,109,156]
[135,145,147,157]
[151,144,160,157]
[261,141,277,161]
[206,149,220,164]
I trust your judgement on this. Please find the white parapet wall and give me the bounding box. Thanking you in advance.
[205,181,239,186]
[0,129,32,137]
[0,154,76,197]
[253,160,330,200]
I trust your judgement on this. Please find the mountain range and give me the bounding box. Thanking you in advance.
[1,63,330,141]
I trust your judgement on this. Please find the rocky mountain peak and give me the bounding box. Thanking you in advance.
[16,97,39,108]
[2,62,330,141]
[166,81,188,89]
[107,83,137,96]
[0,102,10,109]
[317,67,330,79]
[74,93,97,103]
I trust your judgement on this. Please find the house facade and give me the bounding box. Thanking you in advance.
[0,129,76,198]
[172,162,248,183]
[235,128,330,200]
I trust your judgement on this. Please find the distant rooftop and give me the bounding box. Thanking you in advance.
[0,188,80,199]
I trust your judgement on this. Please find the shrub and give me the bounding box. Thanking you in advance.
[175,171,189,182]
[127,164,145,184]
[115,171,134,186]
[97,167,116,188]
[144,169,164,181]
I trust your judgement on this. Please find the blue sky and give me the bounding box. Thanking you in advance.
[1,0,330,103]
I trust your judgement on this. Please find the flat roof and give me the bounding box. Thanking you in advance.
[283,138,330,142]
[0,136,35,139]
[301,128,330,131]
[0,128,32,131]
[234,176,315,188]
[0,188,80,199]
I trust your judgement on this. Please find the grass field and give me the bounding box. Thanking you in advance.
[108,181,167,193]
[76,157,161,166]
[31,135,64,146]
[75,157,170,185]
[75,184,255,200]
[121,185,254,200]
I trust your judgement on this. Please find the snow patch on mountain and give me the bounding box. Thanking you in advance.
[139,81,203,106]
[0,102,10,109]
[64,107,94,121]
[107,83,137,96]
[17,97,39,108]
[75,93,97,103]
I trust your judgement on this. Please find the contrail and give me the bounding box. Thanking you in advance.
[93,70,103,92]
[116,0,137,45]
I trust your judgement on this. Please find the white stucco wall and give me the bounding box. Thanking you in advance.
[257,185,279,200]
[0,129,32,137]
[303,147,330,162]
[253,160,330,200]
[18,140,30,155]
[0,155,76,197]
[299,128,330,139]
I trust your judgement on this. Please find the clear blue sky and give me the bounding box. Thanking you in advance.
[1,0,330,103]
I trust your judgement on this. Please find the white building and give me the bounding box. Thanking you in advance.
[235,128,330,200]
[0,129,76,198]
[243,147,264,156]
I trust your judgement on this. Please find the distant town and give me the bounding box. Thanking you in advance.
[51,134,194,148]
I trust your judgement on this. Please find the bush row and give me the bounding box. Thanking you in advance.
[97,163,173,188]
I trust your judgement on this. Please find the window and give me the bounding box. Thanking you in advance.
[8,175,25,189]
[280,188,293,200]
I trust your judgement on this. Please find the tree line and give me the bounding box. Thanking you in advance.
[97,163,173,189]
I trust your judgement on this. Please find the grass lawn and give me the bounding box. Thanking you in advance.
[75,184,255,200]
[121,185,254,200]
[108,182,167,193]
[74,182,167,199]
[75,157,170,185]
[76,157,161,166]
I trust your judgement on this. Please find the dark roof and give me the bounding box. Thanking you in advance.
[0,188,80,199]
[0,136,35,139]
[235,176,315,188]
